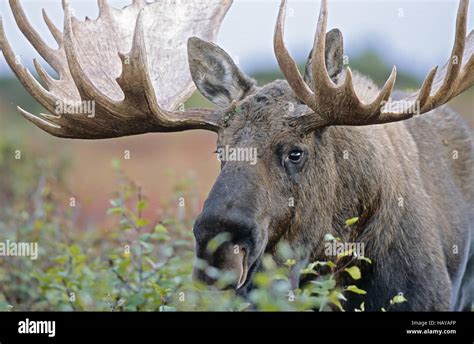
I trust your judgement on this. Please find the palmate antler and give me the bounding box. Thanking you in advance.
[0,0,232,139]
[274,0,474,131]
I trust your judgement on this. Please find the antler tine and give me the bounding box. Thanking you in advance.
[97,0,110,16]
[132,0,145,6]
[459,45,474,90]
[274,0,316,109]
[0,16,59,113]
[33,57,56,90]
[415,65,438,110]
[42,8,62,45]
[311,0,335,91]
[418,0,468,113]
[371,66,397,110]
[436,0,467,94]
[9,0,62,72]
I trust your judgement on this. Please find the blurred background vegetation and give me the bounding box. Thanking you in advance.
[0,49,472,311]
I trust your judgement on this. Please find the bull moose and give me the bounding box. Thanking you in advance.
[1,0,473,311]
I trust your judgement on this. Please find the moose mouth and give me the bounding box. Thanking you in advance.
[235,230,268,291]
[236,247,249,289]
[193,244,263,292]
[217,245,254,290]
[235,241,267,292]
[236,255,262,293]
[193,224,269,291]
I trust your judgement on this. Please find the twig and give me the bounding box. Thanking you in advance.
[61,279,76,311]
[112,268,138,293]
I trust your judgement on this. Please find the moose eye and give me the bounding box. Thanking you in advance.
[287,149,303,163]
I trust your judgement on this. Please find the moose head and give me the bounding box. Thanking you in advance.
[1,0,473,307]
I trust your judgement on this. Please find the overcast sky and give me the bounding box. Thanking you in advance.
[0,0,473,78]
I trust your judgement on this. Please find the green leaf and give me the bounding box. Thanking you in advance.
[300,267,318,276]
[284,259,296,267]
[344,266,361,280]
[358,256,372,264]
[338,293,347,302]
[109,198,122,207]
[336,249,353,259]
[345,217,359,227]
[206,232,231,254]
[328,290,345,312]
[302,261,336,275]
[311,277,336,291]
[314,261,334,268]
[346,285,367,295]
[253,273,271,288]
[154,224,168,233]
[136,218,149,227]
[150,232,170,242]
[272,273,288,281]
[107,207,123,215]
[324,233,336,242]
[390,293,407,304]
[139,233,151,242]
[52,255,68,265]
[324,261,337,269]
[126,293,146,308]
[139,241,154,253]
[69,244,81,257]
[162,218,176,226]
[137,200,148,211]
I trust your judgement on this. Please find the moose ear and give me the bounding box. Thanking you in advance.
[187,37,256,108]
[304,28,344,86]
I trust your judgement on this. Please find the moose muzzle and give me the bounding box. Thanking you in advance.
[192,163,262,290]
